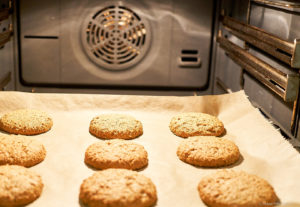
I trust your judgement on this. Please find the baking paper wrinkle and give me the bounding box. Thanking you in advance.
[0,90,299,206]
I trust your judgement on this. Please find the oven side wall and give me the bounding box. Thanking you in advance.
[0,0,15,91]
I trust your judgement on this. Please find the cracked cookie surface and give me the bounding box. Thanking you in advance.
[198,169,279,207]
[85,139,148,170]
[89,114,143,139]
[169,112,224,138]
[79,169,157,207]
[0,165,43,207]
[0,109,53,135]
[0,134,46,167]
[177,136,240,167]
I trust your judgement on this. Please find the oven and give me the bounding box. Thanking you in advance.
[1,0,300,145]
[1,1,300,206]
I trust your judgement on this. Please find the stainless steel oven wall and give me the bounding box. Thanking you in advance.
[213,0,300,142]
[0,0,14,91]
[17,0,214,93]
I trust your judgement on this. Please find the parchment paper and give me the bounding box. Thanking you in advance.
[0,90,300,207]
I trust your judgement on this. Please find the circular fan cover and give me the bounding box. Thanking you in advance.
[82,5,151,71]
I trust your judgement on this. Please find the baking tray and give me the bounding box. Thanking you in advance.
[0,91,299,206]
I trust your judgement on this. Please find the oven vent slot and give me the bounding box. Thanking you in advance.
[181,50,198,55]
[178,49,201,68]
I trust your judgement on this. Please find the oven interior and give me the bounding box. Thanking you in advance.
[1,0,300,147]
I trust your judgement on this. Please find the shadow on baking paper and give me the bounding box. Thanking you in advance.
[221,153,244,169]
[260,193,300,207]
[190,154,244,170]
[89,132,143,141]
[0,129,50,137]
[218,128,227,138]
[175,129,228,140]
[0,131,12,136]
[79,195,158,207]
[84,162,149,172]
[79,199,88,207]
[83,162,99,172]
[278,203,300,207]
[136,164,148,172]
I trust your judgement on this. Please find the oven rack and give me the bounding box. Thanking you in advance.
[0,23,12,47]
[0,0,12,47]
[252,0,300,12]
[217,15,299,102]
[221,16,300,69]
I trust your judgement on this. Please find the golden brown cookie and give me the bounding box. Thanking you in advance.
[0,134,46,167]
[79,168,157,207]
[0,165,43,207]
[89,114,143,139]
[198,169,279,207]
[85,139,148,170]
[177,136,240,167]
[169,112,224,138]
[0,109,53,135]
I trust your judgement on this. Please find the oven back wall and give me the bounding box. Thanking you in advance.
[19,0,214,89]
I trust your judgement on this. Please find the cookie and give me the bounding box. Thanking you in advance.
[79,168,157,207]
[198,169,279,207]
[177,136,240,167]
[85,139,148,170]
[169,112,224,138]
[0,134,46,167]
[0,109,53,135]
[89,114,143,139]
[0,165,43,207]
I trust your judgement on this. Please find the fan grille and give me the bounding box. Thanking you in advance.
[82,5,150,70]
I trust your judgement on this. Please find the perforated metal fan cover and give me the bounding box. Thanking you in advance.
[81,5,151,71]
